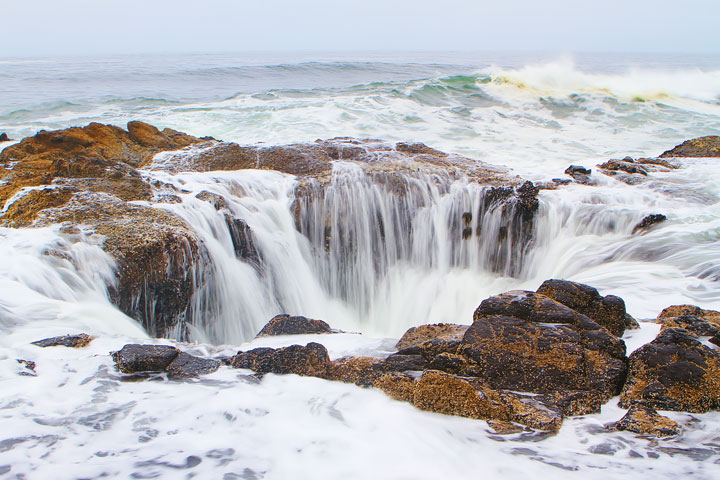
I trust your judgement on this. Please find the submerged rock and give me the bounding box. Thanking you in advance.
[31,333,93,348]
[537,279,632,336]
[660,136,720,158]
[166,352,220,378]
[619,328,720,412]
[256,314,333,337]
[632,214,667,234]
[16,359,37,376]
[111,344,179,373]
[610,404,681,437]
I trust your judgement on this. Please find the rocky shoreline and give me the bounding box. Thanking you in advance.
[4,122,720,440]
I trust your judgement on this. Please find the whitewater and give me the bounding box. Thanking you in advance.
[1,52,720,479]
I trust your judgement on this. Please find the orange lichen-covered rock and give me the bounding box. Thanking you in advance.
[619,328,720,412]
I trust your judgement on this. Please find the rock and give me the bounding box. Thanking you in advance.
[323,356,387,386]
[111,344,179,373]
[632,214,667,234]
[657,305,720,324]
[383,353,428,372]
[611,404,681,437]
[660,136,720,158]
[0,122,202,225]
[395,323,469,351]
[537,279,630,337]
[16,359,36,376]
[659,315,720,338]
[324,353,429,386]
[459,314,626,399]
[377,371,563,432]
[0,133,10,142]
[565,165,591,176]
[373,372,417,402]
[166,352,220,378]
[255,314,332,337]
[619,328,720,412]
[635,157,680,170]
[34,193,207,338]
[474,290,596,327]
[544,390,606,416]
[229,342,330,377]
[564,165,596,185]
[486,420,526,435]
[31,333,93,348]
[598,158,649,176]
[711,334,720,348]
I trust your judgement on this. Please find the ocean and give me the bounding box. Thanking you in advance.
[1,51,720,478]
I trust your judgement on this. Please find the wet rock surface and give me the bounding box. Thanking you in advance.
[165,352,220,378]
[111,344,180,374]
[632,214,667,234]
[255,314,333,337]
[659,315,720,337]
[619,328,720,412]
[395,323,469,351]
[229,342,330,377]
[660,136,720,158]
[0,133,10,142]
[111,344,221,379]
[610,404,681,437]
[537,279,632,336]
[31,333,93,348]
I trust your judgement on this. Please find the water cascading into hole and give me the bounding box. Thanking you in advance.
[151,162,540,343]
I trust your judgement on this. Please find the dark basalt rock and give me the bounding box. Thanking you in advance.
[0,133,10,142]
[255,314,333,337]
[619,328,720,412]
[229,342,330,377]
[610,404,681,437]
[458,314,626,399]
[31,333,93,348]
[660,136,720,158]
[632,214,667,234]
[659,315,720,338]
[166,352,220,378]
[226,216,261,265]
[111,344,179,373]
[565,165,591,176]
[537,279,631,337]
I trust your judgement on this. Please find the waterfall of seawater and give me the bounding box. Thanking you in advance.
[2,158,720,345]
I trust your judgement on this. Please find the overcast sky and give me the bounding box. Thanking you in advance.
[3,0,719,57]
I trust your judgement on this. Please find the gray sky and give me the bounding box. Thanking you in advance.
[3,0,719,57]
